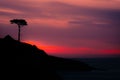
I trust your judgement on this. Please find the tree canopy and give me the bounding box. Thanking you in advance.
[10,19,27,26]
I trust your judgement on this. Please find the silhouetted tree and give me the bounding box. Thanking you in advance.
[10,19,27,41]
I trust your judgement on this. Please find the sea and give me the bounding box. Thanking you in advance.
[57,57,120,80]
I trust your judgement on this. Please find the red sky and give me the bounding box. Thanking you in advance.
[0,0,120,58]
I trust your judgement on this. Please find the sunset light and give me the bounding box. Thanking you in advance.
[0,0,120,58]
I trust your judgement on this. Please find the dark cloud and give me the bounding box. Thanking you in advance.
[1,1,120,20]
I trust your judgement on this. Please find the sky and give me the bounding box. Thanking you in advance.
[0,0,120,58]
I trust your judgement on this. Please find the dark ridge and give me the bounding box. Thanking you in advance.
[46,55,95,71]
[0,35,95,80]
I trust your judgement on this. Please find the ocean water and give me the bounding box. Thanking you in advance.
[58,57,120,80]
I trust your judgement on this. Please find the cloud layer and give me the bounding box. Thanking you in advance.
[0,0,120,58]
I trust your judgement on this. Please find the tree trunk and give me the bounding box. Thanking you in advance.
[18,25,20,41]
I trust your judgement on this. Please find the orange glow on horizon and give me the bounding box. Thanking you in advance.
[23,40,120,57]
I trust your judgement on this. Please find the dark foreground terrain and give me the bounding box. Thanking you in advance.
[58,57,120,80]
[0,35,95,80]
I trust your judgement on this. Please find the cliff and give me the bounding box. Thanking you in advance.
[0,35,95,80]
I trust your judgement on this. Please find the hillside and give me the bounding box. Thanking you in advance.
[0,35,95,80]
